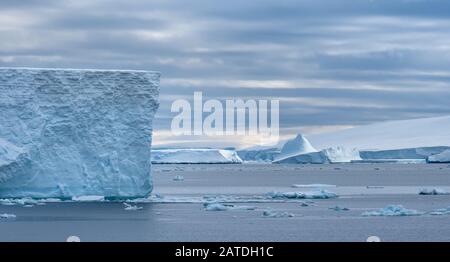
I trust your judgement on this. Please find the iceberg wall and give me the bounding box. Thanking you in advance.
[0,68,160,199]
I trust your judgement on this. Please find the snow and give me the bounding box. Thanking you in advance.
[151,149,243,164]
[123,203,143,211]
[309,115,450,151]
[274,134,317,162]
[362,205,423,216]
[427,150,450,163]
[0,213,16,219]
[0,68,160,199]
[418,188,449,195]
[266,190,338,199]
[262,210,295,218]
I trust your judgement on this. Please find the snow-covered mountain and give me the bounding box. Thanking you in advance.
[152,149,243,164]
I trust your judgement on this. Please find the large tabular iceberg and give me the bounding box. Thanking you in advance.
[0,68,160,199]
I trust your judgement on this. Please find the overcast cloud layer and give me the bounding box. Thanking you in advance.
[1,0,450,148]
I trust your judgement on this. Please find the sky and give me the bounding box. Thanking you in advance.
[1,0,450,148]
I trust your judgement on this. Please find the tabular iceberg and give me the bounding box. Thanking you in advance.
[0,68,160,199]
[151,149,243,164]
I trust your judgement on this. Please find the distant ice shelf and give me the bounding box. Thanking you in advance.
[151,148,243,164]
[0,68,160,199]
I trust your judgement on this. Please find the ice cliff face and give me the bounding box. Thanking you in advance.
[0,68,160,199]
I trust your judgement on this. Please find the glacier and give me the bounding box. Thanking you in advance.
[151,148,243,164]
[0,68,160,199]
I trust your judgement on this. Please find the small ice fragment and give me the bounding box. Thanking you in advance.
[366,186,384,189]
[262,210,295,218]
[299,202,309,207]
[291,184,336,188]
[123,203,143,211]
[362,205,423,217]
[0,213,16,219]
[419,188,449,195]
[173,175,185,181]
[429,207,450,216]
[329,206,350,211]
[267,189,338,199]
[72,195,105,202]
[203,203,256,211]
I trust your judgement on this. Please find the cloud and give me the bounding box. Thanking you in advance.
[1,0,450,147]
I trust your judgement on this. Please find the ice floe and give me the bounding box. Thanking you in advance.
[124,203,143,211]
[267,190,338,199]
[419,188,449,195]
[0,213,16,219]
[262,210,295,218]
[362,205,423,217]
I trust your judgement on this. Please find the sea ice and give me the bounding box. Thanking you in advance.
[262,210,295,218]
[362,205,423,217]
[0,213,16,219]
[203,203,256,211]
[152,148,242,164]
[266,189,338,199]
[429,207,450,216]
[124,203,143,211]
[0,68,160,199]
[173,175,185,181]
[418,188,449,195]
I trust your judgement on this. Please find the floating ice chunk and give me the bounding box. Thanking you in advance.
[419,188,449,195]
[329,206,350,211]
[362,205,423,217]
[123,203,143,211]
[292,184,336,188]
[173,175,185,181]
[203,203,256,211]
[0,213,16,219]
[72,195,105,202]
[262,210,295,218]
[429,207,450,216]
[267,189,338,199]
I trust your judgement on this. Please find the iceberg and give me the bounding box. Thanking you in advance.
[427,150,450,163]
[237,147,280,163]
[151,148,242,164]
[362,205,423,217]
[274,134,318,162]
[0,68,160,199]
